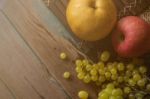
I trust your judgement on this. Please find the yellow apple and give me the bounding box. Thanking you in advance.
[66,0,117,41]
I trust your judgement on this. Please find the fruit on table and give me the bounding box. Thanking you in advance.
[100,50,110,62]
[66,0,117,41]
[112,16,150,58]
[98,84,123,99]
[123,87,131,94]
[60,51,150,98]
[78,90,89,99]
[63,72,71,79]
[60,52,67,60]
[74,50,150,98]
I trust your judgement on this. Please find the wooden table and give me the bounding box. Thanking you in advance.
[2,0,150,99]
[0,0,99,99]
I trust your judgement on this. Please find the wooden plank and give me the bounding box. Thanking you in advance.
[1,0,98,98]
[0,0,6,10]
[0,11,69,99]
[48,0,70,31]
[24,0,75,42]
[0,79,15,99]
[43,0,72,32]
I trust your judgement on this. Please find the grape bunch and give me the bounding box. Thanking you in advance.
[74,51,150,99]
[98,83,123,99]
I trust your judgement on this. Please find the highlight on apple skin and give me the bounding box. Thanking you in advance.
[112,16,150,58]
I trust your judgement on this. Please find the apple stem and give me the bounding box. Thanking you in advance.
[119,33,125,42]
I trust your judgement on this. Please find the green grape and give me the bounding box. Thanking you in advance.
[117,63,124,71]
[128,93,135,99]
[117,76,124,83]
[100,51,110,62]
[135,92,144,99]
[128,79,136,86]
[133,74,141,82]
[75,67,82,73]
[93,64,100,70]
[124,87,131,94]
[124,76,130,82]
[83,74,91,83]
[132,69,139,75]
[109,95,116,99]
[90,68,97,76]
[98,62,105,69]
[112,88,123,96]
[99,76,106,83]
[112,62,118,68]
[116,95,123,99]
[108,64,113,71]
[98,91,103,97]
[104,88,113,95]
[106,83,115,89]
[99,92,109,99]
[85,64,93,71]
[82,59,89,66]
[75,59,82,67]
[78,90,88,99]
[77,72,85,80]
[105,72,111,79]
[139,66,147,74]
[60,52,67,60]
[116,88,123,96]
[110,68,117,75]
[127,63,134,71]
[63,72,70,79]
[91,75,98,81]
[137,79,146,87]
[111,74,118,80]
[125,70,132,77]
[146,84,150,91]
[99,69,105,75]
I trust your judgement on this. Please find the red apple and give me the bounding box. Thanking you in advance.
[112,16,150,58]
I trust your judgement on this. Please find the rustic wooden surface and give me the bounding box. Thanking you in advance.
[43,0,69,30]
[0,0,101,99]
[0,0,150,99]
[0,11,67,99]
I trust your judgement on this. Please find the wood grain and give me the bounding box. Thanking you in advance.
[46,0,70,31]
[0,9,70,99]
[0,0,149,99]
[1,0,100,98]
